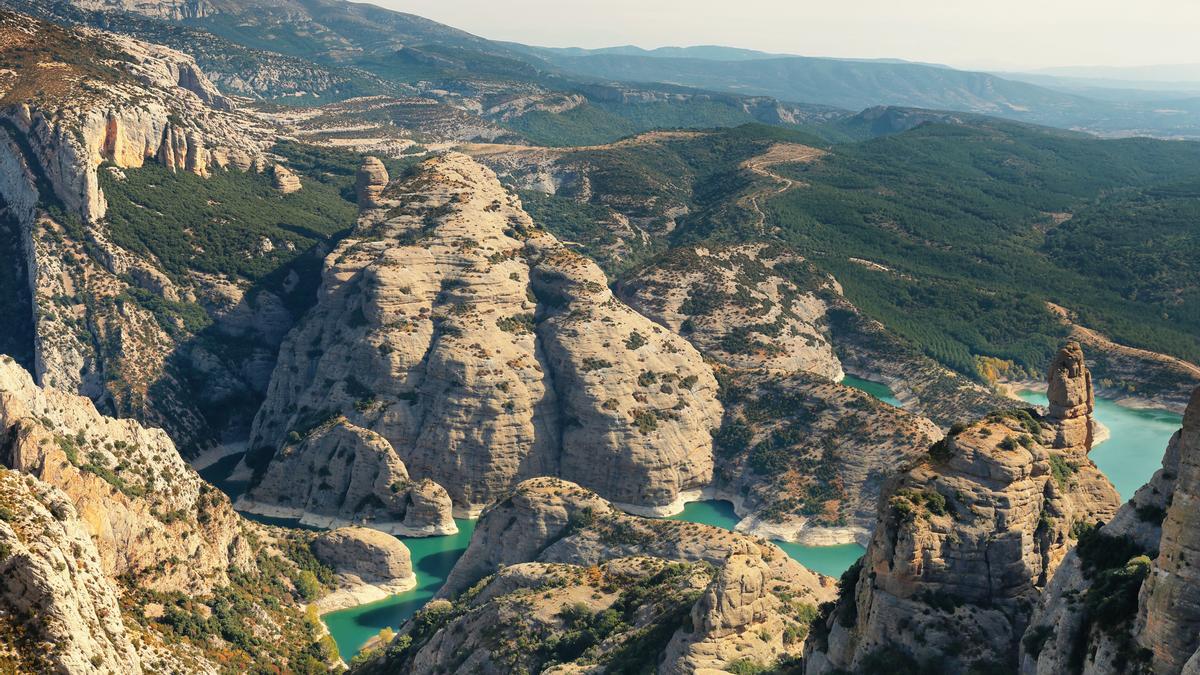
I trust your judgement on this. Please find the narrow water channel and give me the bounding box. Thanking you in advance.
[201,381,1180,661]
[842,375,902,407]
[667,500,865,578]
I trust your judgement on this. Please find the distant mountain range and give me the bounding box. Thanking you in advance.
[11,0,1200,139]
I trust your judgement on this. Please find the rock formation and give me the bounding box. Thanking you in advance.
[272,163,302,193]
[0,469,145,674]
[618,244,844,380]
[0,355,253,592]
[805,344,1121,674]
[1020,387,1200,675]
[246,153,722,517]
[312,526,417,612]
[355,155,389,208]
[1137,387,1200,672]
[240,419,456,535]
[0,354,340,671]
[353,477,835,674]
[0,10,290,456]
[0,11,269,224]
[439,477,832,599]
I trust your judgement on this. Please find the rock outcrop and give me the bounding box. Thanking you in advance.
[247,153,722,517]
[0,354,340,672]
[312,526,417,612]
[1048,302,1200,414]
[439,477,833,601]
[805,344,1121,674]
[0,469,145,675]
[240,419,456,535]
[1020,387,1199,675]
[0,11,270,224]
[0,355,252,592]
[1137,388,1200,672]
[355,155,389,208]
[618,244,844,380]
[272,163,302,193]
[354,477,835,674]
[0,10,294,457]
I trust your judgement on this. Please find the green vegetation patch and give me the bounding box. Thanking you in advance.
[99,160,355,283]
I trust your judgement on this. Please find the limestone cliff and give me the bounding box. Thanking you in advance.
[353,477,835,674]
[0,469,145,674]
[805,344,1120,674]
[0,10,293,455]
[0,354,342,672]
[246,153,723,517]
[0,11,269,224]
[240,419,456,535]
[0,355,253,592]
[1137,387,1200,672]
[1019,388,1200,675]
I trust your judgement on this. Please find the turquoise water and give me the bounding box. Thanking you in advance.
[202,387,1179,660]
[667,500,865,578]
[194,453,476,661]
[1017,391,1181,501]
[842,375,902,407]
[322,519,476,661]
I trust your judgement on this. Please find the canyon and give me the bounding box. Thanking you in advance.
[1,2,1199,673]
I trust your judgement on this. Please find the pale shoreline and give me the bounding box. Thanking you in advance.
[615,486,871,549]
[234,496,459,537]
[315,573,419,614]
[189,441,246,471]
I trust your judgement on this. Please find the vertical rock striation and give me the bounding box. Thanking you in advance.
[246,153,722,518]
[805,343,1120,674]
[1136,387,1200,673]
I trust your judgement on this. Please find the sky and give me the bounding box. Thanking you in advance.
[373,0,1200,71]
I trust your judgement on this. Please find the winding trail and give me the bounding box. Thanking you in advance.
[737,143,827,231]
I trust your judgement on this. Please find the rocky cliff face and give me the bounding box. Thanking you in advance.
[1019,387,1200,675]
[0,10,295,455]
[0,354,342,671]
[1137,387,1200,672]
[246,153,723,517]
[0,355,253,592]
[240,418,456,535]
[805,344,1121,674]
[354,477,835,674]
[0,469,145,674]
[0,11,269,224]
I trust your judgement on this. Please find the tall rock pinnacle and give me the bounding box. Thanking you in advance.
[1046,341,1095,451]
[355,156,389,209]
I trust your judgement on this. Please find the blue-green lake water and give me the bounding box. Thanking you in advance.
[322,519,476,661]
[1017,391,1181,500]
[209,386,1179,661]
[842,375,902,407]
[668,500,865,578]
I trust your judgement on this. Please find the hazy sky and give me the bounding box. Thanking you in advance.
[373,0,1200,71]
